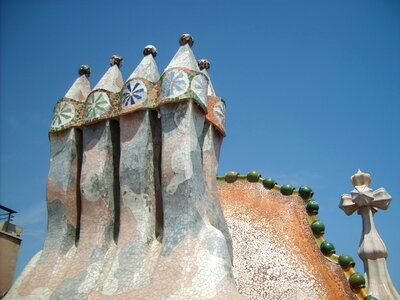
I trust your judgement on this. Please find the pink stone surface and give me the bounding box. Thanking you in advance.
[218,181,357,300]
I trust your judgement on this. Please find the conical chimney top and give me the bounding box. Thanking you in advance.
[128,46,160,83]
[64,65,92,102]
[164,34,199,72]
[93,55,124,93]
[198,59,216,97]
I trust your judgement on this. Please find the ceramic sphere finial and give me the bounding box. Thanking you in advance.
[78,65,91,77]
[179,34,194,47]
[198,59,210,70]
[110,55,123,68]
[143,45,157,57]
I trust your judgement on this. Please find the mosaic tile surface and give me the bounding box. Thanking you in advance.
[82,90,121,125]
[96,110,161,297]
[120,50,160,116]
[218,181,357,300]
[49,73,90,133]
[206,96,226,137]
[200,123,232,258]
[49,98,86,132]
[120,79,159,115]
[82,64,124,125]
[8,37,363,300]
[7,129,82,298]
[93,64,124,94]
[65,74,91,102]
[164,43,199,72]
[51,120,120,299]
[158,68,208,113]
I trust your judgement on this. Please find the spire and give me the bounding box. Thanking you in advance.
[159,34,208,113]
[50,65,92,132]
[128,45,160,83]
[198,59,226,137]
[121,47,160,112]
[164,34,199,72]
[93,55,124,93]
[83,55,124,123]
[64,65,91,102]
[198,59,216,96]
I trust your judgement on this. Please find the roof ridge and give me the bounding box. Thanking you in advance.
[217,170,372,300]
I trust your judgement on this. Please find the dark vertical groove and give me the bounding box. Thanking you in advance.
[110,120,121,243]
[151,111,163,240]
[75,128,83,246]
[199,121,208,165]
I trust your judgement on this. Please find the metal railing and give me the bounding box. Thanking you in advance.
[0,204,17,233]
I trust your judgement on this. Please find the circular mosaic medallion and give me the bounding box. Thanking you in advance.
[161,70,189,99]
[190,74,208,106]
[122,80,147,107]
[51,101,75,128]
[84,91,110,120]
[213,101,226,127]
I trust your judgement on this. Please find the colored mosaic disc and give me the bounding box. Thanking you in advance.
[190,74,208,106]
[213,101,226,127]
[161,70,189,98]
[122,80,148,107]
[51,101,75,128]
[84,92,111,120]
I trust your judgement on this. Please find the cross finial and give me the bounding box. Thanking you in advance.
[340,170,391,215]
[339,170,399,299]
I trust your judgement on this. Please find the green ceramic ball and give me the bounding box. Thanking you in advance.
[280,184,294,195]
[247,171,261,183]
[320,241,336,255]
[311,220,325,235]
[262,178,276,189]
[349,273,366,290]
[225,171,238,183]
[306,200,319,215]
[338,255,355,269]
[299,186,313,200]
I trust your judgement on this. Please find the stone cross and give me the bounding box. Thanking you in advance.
[340,170,399,300]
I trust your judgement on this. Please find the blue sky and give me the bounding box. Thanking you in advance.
[1,0,399,288]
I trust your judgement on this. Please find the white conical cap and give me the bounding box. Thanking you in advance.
[164,44,200,72]
[64,75,91,102]
[198,59,216,96]
[128,54,160,83]
[93,64,124,93]
[200,68,216,96]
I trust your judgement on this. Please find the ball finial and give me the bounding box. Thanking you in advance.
[143,45,157,57]
[78,65,91,77]
[110,55,123,68]
[179,34,194,47]
[198,59,210,70]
